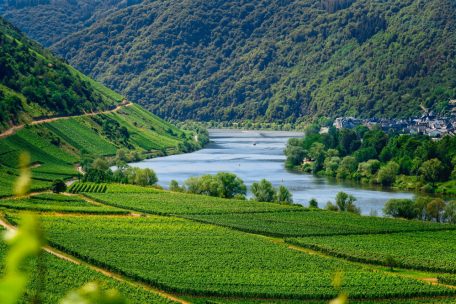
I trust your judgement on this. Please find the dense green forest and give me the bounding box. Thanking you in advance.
[0,0,136,47]
[0,16,125,131]
[285,126,456,193]
[2,0,455,122]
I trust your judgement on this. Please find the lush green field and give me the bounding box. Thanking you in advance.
[288,230,456,273]
[0,230,174,304]
[87,190,301,215]
[0,193,127,214]
[186,210,454,237]
[30,214,454,300]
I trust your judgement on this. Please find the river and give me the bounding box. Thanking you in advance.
[130,129,415,215]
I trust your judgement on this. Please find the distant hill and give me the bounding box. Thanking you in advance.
[2,0,456,122]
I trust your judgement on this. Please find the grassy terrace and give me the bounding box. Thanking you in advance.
[185,210,454,237]
[86,185,302,215]
[0,193,128,214]
[19,214,454,300]
[288,230,456,273]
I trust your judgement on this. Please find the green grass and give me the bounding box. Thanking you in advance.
[287,230,456,273]
[31,214,454,300]
[185,210,456,237]
[86,189,302,215]
[0,229,175,304]
[44,118,117,156]
[0,193,127,214]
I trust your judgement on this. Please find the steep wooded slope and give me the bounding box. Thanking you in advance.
[3,0,456,122]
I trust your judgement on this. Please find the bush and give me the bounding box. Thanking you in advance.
[383,199,417,219]
[51,179,67,194]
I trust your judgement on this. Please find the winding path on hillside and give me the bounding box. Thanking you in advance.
[0,101,133,139]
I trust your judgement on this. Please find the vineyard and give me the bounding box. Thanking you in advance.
[69,182,108,194]
[287,230,456,273]
[26,214,454,300]
[44,118,117,156]
[185,210,454,237]
[106,105,183,151]
[0,193,127,214]
[0,230,174,304]
[86,190,301,215]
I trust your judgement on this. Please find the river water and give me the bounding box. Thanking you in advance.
[130,129,415,215]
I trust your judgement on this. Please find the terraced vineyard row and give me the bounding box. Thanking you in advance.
[44,118,117,156]
[87,190,302,215]
[0,193,127,214]
[69,182,108,194]
[287,230,456,273]
[185,210,454,237]
[26,214,455,300]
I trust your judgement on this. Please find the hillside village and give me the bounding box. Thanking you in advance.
[333,100,456,137]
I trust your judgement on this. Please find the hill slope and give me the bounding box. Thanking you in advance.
[3,0,455,122]
[0,16,199,197]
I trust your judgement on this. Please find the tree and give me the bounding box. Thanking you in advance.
[414,196,433,220]
[216,172,247,198]
[134,168,158,186]
[426,198,446,222]
[309,198,319,208]
[324,156,340,177]
[92,158,109,171]
[335,192,360,214]
[251,179,276,202]
[185,175,221,197]
[383,199,417,219]
[444,201,456,224]
[419,158,444,185]
[309,142,326,174]
[284,144,306,167]
[125,167,158,186]
[51,179,66,193]
[276,185,293,204]
[336,156,358,179]
[377,161,399,186]
[169,180,183,192]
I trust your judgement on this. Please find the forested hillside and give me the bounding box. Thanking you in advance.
[2,0,454,123]
[0,16,126,131]
[0,16,200,197]
[0,0,140,47]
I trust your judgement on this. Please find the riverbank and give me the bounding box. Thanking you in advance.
[289,164,456,199]
[128,129,415,215]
